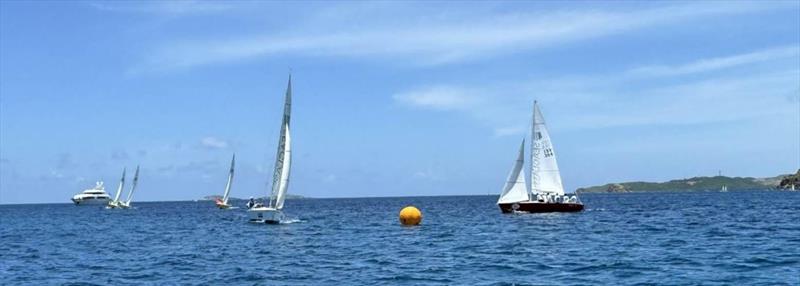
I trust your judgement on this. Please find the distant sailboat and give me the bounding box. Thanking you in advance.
[497,101,584,213]
[720,185,728,192]
[119,166,139,209]
[106,168,126,209]
[215,154,236,209]
[249,76,292,224]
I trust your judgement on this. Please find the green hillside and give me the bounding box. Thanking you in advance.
[577,174,790,193]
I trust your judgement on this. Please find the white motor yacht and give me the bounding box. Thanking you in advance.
[71,181,111,205]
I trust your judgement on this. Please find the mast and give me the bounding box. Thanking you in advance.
[125,165,139,204]
[269,75,292,209]
[529,101,537,200]
[113,168,126,204]
[222,154,235,204]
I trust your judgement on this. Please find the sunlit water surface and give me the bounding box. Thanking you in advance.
[2,191,798,285]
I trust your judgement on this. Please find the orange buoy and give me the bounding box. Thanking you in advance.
[399,206,422,226]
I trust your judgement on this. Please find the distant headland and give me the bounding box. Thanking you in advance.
[577,170,800,193]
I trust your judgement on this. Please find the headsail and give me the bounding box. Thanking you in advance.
[269,76,292,210]
[530,101,565,196]
[222,154,235,204]
[498,139,529,204]
[112,168,126,204]
[125,165,139,204]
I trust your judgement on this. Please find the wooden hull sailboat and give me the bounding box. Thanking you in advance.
[248,76,293,224]
[497,101,584,213]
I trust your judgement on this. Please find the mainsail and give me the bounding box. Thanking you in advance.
[530,102,565,196]
[497,139,529,204]
[222,154,235,205]
[112,168,126,204]
[125,165,139,205]
[268,76,292,210]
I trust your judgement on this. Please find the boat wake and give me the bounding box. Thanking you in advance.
[280,218,303,224]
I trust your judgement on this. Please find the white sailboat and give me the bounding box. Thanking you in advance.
[497,101,584,213]
[720,185,728,192]
[118,165,139,209]
[249,76,292,224]
[215,154,236,209]
[106,168,126,209]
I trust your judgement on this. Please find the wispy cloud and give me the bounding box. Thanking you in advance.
[393,86,482,111]
[200,137,229,149]
[627,45,800,78]
[89,0,232,15]
[394,46,800,135]
[132,2,790,73]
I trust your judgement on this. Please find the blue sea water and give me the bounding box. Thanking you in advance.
[1,191,799,285]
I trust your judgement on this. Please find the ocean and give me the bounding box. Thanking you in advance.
[1,191,798,285]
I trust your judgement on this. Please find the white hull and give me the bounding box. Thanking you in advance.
[72,198,109,205]
[248,207,284,224]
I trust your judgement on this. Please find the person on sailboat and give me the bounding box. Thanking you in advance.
[247,197,255,209]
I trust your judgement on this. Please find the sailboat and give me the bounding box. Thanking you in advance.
[118,165,139,209]
[720,185,728,192]
[106,168,126,209]
[497,101,584,213]
[215,154,236,209]
[248,76,292,224]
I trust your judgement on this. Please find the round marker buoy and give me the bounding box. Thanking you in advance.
[399,206,422,226]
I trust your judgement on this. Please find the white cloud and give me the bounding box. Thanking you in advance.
[89,0,232,15]
[393,47,800,135]
[132,2,791,73]
[393,86,481,111]
[627,46,800,78]
[200,137,229,149]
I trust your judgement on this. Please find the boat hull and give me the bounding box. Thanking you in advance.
[248,207,283,224]
[498,201,584,213]
[71,198,110,205]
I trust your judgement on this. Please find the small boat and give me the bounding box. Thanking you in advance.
[118,166,139,209]
[720,185,728,192]
[71,181,111,205]
[215,154,236,209]
[106,168,126,209]
[249,76,292,224]
[497,101,584,213]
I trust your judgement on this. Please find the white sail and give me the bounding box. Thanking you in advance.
[269,77,292,210]
[275,126,291,209]
[125,165,139,205]
[112,168,126,204]
[498,139,529,204]
[222,154,235,204]
[530,101,565,196]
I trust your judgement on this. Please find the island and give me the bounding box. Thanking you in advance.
[577,170,799,193]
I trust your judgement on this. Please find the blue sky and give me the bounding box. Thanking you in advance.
[1,1,799,204]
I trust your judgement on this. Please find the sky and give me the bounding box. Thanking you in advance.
[1,1,799,204]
